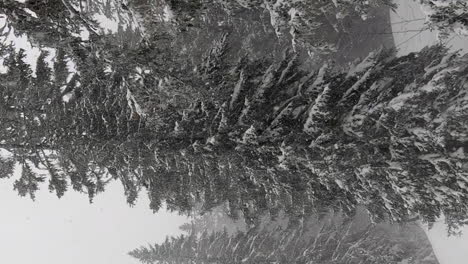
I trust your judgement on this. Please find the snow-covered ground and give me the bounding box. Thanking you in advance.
[390,1,468,263]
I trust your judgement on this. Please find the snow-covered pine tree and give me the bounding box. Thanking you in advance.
[129,233,200,264]
[162,45,468,232]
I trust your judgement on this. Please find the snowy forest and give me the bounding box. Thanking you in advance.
[1,0,468,263]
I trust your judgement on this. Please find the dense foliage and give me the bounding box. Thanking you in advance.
[0,0,467,236]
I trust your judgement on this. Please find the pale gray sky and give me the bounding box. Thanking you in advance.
[391,0,468,56]
[0,175,188,264]
[425,222,468,264]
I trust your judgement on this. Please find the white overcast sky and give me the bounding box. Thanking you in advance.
[0,173,188,264]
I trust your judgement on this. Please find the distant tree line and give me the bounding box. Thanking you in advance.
[129,210,439,264]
